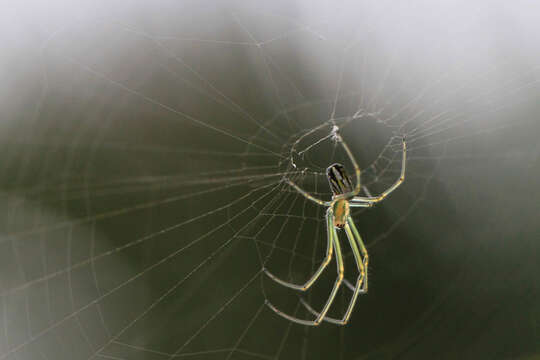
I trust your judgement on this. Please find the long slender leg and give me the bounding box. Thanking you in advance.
[333,133,362,200]
[285,129,362,205]
[351,136,406,204]
[349,202,372,208]
[263,208,334,291]
[339,218,368,320]
[348,217,369,293]
[284,178,329,206]
[266,214,345,326]
[300,216,368,325]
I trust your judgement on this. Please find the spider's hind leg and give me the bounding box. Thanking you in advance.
[265,209,344,326]
[263,208,334,291]
[300,216,368,325]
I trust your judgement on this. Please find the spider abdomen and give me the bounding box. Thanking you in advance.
[332,199,350,228]
[327,163,354,197]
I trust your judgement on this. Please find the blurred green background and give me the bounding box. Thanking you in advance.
[0,1,539,359]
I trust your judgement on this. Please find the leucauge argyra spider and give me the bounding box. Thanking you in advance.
[264,131,407,326]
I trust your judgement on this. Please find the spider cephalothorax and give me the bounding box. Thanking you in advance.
[264,134,407,326]
[332,199,350,228]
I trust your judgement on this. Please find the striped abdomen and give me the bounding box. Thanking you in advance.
[326,163,354,197]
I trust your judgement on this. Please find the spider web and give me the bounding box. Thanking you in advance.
[1,1,539,360]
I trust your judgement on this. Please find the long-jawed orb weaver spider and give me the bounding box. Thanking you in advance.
[264,132,407,326]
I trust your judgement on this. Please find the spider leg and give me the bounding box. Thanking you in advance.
[284,178,330,206]
[348,217,369,294]
[332,133,362,200]
[342,217,369,316]
[285,131,362,205]
[351,136,406,204]
[349,202,372,208]
[300,216,368,325]
[266,210,344,326]
[263,208,334,291]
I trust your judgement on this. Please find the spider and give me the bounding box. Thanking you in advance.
[264,132,407,326]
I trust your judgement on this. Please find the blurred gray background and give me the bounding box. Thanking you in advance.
[0,0,539,359]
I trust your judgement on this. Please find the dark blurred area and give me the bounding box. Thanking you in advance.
[0,1,539,359]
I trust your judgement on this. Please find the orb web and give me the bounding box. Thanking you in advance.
[1,1,539,360]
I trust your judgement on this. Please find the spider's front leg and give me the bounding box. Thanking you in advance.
[351,136,406,205]
[284,177,330,206]
[326,132,361,201]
